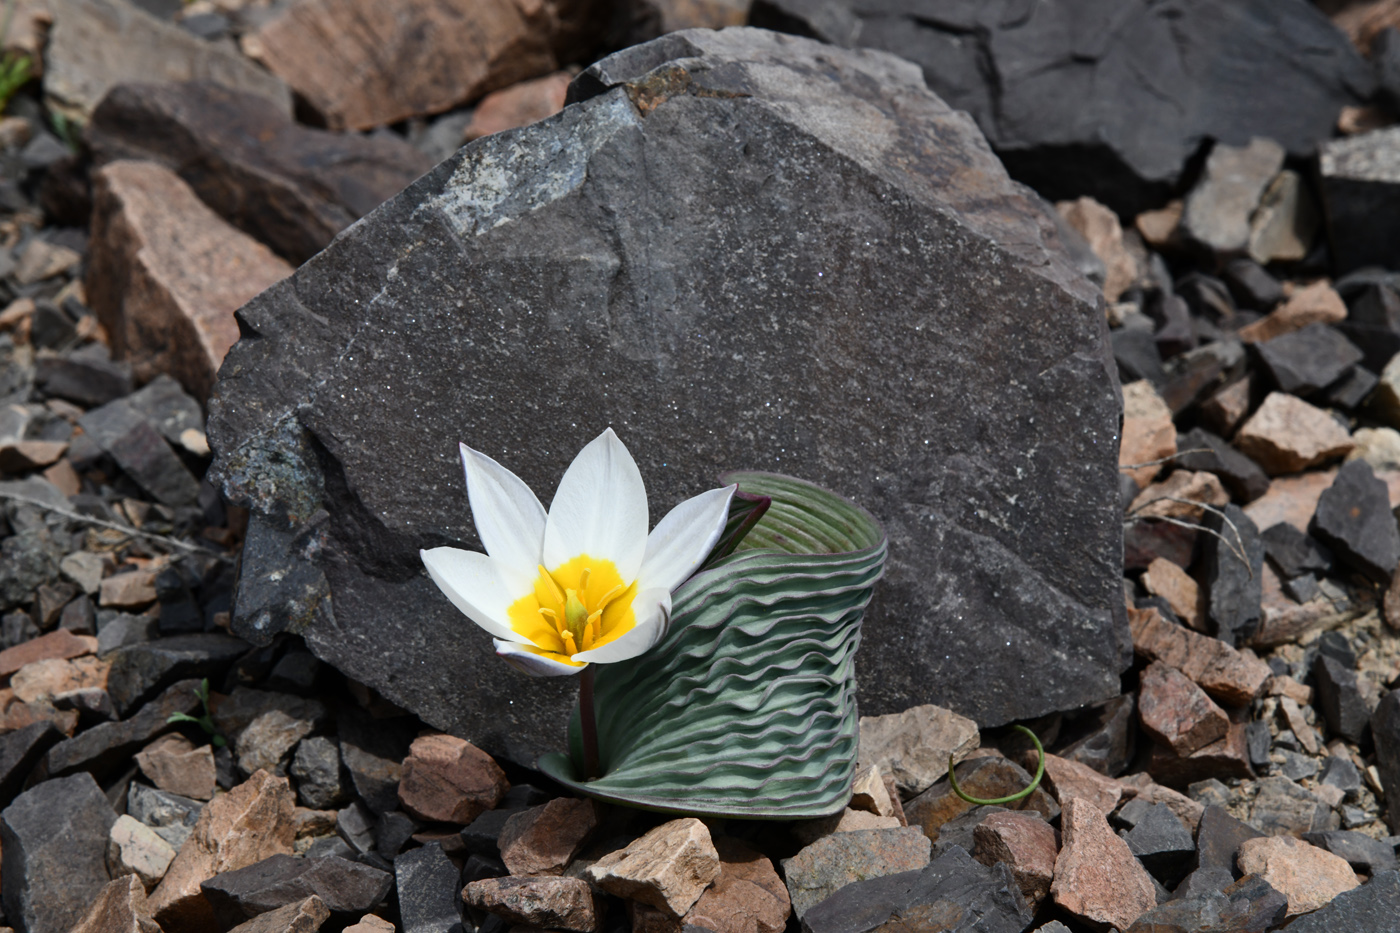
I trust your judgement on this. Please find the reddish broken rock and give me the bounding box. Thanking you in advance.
[1237,280,1347,343]
[1138,661,1231,756]
[972,810,1058,907]
[464,874,601,932]
[1121,380,1177,489]
[1140,557,1202,630]
[464,71,572,141]
[99,570,158,608]
[147,769,298,933]
[1234,392,1354,475]
[134,732,216,801]
[69,875,161,933]
[683,838,790,933]
[397,732,508,824]
[1236,835,1359,916]
[585,818,721,918]
[1052,798,1157,931]
[1057,197,1138,304]
[0,628,95,677]
[1147,721,1254,788]
[1038,753,1123,816]
[1129,470,1229,520]
[87,160,294,402]
[499,797,598,876]
[1129,607,1271,706]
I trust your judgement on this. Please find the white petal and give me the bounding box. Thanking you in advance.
[494,639,587,677]
[460,442,547,577]
[637,484,736,594]
[572,589,671,663]
[421,547,535,645]
[542,428,648,581]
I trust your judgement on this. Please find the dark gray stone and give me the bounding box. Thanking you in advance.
[799,846,1030,933]
[1254,324,1363,397]
[1320,126,1400,275]
[96,610,161,654]
[1201,504,1264,647]
[1245,721,1270,770]
[32,351,132,408]
[0,772,117,933]
[1129,873,1286,933]
[266,649,321,695]
[1311,460,1400,584]
[0,722,61,809]
[376,809,421,860]
[89,80,434,265]
[928,806,1008,859]
[123,375,204,449]
[206,27,1128,765]
[1323,365,1378,411]
[1114,325,1169,387]
[1,611,38,649]
[1121,802,1194,888]
[397,842,466,933]
[1056,694,1137,778]
[77,398,199,507]
[127,781,204,850]
[1302,830,1399,875]
[338,708,414,814]
[1315,630,1358,669]
[1153,295,1197,361]
[104,634,250,716]
[1282,870,1400,933]
[290,735,348,810]
[200,853,393,927]
[1314,654,1371,746]
[1279,749,1319,781]
[750,0,1371,216]
[1374,691,1400,834]
[0,521,64,612]
[1248,776,1336,837]
[1261,522,1333,579]
[460,807,526,857]
[1321,754,1362,796]
[1193,805,1263,877]
[1170,866,1235,901]
[1174,428,1269,503]
[1162,339,1247,414]
[336,800,377,858]
[35,679,203,782]
[1222,259,1283,311]
[58,594,96,636]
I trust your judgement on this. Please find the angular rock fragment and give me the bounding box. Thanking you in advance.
[1235,392,1355,475]
[683,838,790,933]
[207,26,1128,763]
[1056,197,1137,303]
[1146,721,1254,788]
[1320,126,1400,274]
[1140,558,1202,630]
[201,854,391,927]
[1,772,120,933]
[1248,777,1335,837]
[904,756,1058,842]
[105,634,249,716]
[41,0,290,119]
[1302,830,1400,875]
[1038,753,1122,816]
[148,770,299,932]
[1237,835,1358,916]
[396,842,464,933]
[1124,873,1286,933]
[68,875,162,933]
[1182,138,1286,254]
[780,827,931,919]
[88,160,294,402]
[1261,523,1332,579]
[135,732,216,801]
[586,818,720,917]
[798,847,1030,933]
[1255,324,1364,397]
[1120,802,1194,888]
[1174,428,1270,504]
[1310,459,1400,583]
[1314,654,1371,745]
[227,896,329,933]
[1138,662,1230,756]
[37,679,203,783]
[79,399,199,508]
[1051,798,1156,932]
[1373,690,1400,833]
[465,71,573,143]
[971,811,1057,907]
[244,0,599,130]
[291,736,348,810]
[89,81,433,266]
[108,813,177,891]
[1201,504,1265,647]
[397,732,508,824]
[1282,870,1400,932]
[463,875,600,932]
[857,703,979,798]
[500,797,597,877]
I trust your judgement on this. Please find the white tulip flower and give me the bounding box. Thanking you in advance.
[421,428,736,677]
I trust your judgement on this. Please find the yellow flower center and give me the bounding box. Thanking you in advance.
[507,555,638,663]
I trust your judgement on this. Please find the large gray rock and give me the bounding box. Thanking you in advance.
[207,27,1127,766]
[750,0,1371,215]
[1,773,118,933]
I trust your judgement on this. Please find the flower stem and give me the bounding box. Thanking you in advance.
[579,666,599,781]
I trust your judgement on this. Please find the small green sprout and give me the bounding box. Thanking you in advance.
[947,724,1045,805]
[166,678,227,748]
[0,50,30,116]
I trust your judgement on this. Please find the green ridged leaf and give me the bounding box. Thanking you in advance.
[537,471,886,818]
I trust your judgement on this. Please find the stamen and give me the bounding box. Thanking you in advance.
[537,565,565,604]
[561,631,578,655]
[595,584,625,611]
[584,611,603,649]
[580,567,591,593]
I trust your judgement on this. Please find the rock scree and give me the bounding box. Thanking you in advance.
[207,27,1128,765]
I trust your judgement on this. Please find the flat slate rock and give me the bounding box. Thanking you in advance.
[1,772,119,933]
[201,853,392,927]
[750,0,1372,215]
[800,846,1031,933]
[207,27,1127,764]
[1310,459,1400,584]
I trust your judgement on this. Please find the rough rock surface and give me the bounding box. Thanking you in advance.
[207,27,1128,764]
[1,772,119,933]
[1051,797,1156,932]
[88,160,294,403]
[751,0,1371,215]
[68,876,161,933]
[88,81,434,266]
[585,818,720,918]
[857,704,979,798]
[1236,835,1359,916]
[781,827,931,919]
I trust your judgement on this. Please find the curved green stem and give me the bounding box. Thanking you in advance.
[947,725,1045,806]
